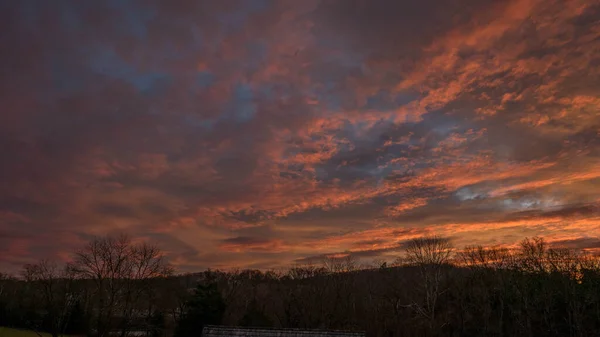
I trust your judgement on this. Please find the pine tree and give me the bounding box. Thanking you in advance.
[174,281,226,337]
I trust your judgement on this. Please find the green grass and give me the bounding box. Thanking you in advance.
[0,327,53,337]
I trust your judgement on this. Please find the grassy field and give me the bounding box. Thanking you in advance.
[0,327,54,337]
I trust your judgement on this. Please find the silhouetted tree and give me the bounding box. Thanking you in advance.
[70,233,172,337]
[22,259,79,337]
[404,236,454,334]
[175,278,226,337]
[5,235,600,337]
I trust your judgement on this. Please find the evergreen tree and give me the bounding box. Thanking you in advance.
[174,281,226,337]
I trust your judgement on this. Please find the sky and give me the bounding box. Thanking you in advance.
[1,0,599,273]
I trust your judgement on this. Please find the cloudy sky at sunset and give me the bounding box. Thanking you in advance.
[1,0,599,273]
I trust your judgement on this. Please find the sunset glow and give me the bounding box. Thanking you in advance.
[1,0,599,273]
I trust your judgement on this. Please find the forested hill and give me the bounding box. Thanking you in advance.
[2,237,600,337]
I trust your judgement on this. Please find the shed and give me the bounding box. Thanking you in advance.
[201,326,366,337]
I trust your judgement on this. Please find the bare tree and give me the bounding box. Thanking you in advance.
[321,253,357,274]
[459,245,513,270]
[518,237,547,273]
[405,236,454,266]
[70,234,172,337]
[404,236,454,334]
[546,247,581,275]
[22,259,78,337]
[287,263,328,280]
[459,245,488,268]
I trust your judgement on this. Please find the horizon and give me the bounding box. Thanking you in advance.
[5,235,592,279]
[2,234,592,278]
[1,0,599,275]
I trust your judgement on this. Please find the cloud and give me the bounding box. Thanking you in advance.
[551,238,600,250]
[219,236,289,253]
[0,0,599,272]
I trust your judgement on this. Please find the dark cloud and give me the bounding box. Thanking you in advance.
[295,245,404,265]
[312,0,497,60]
[514,203,600,220]
[221,236,271,245]
[93,203,138,219]
[552,238,600,250]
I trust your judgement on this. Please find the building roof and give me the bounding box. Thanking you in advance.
[202,326,365,337]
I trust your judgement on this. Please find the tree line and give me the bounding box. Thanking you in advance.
[2,234,600,337]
